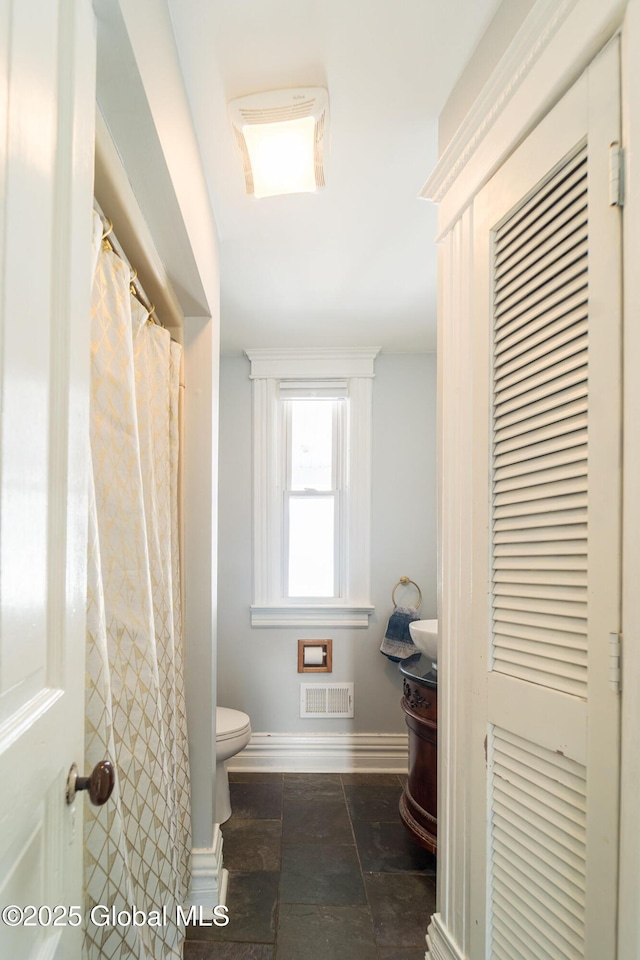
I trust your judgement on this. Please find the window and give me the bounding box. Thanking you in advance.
[246,348,379,627]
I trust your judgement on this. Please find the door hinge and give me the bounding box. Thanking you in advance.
[609,632,622,692]
[609,142,625,207]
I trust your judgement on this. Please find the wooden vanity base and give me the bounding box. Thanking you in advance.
[399,671,438,854]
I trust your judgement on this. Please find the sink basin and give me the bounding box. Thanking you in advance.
[409,619,438,663]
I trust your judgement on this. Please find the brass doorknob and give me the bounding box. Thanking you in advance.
[66,760,115,806]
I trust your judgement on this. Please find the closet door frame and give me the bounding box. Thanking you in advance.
[469,37,622,958]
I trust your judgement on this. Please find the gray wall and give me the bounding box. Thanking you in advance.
[217,352,436,734]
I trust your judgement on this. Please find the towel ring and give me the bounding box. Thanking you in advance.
[392,576,422,610]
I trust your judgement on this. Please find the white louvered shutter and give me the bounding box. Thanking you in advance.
[472,39,622,960]
[492,142,589,701]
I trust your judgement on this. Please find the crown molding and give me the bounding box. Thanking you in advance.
[244,347,381,359]
[245,346,381,379]
[421,0,579,204]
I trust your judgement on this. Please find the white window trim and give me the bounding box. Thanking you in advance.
[246,347,380,628]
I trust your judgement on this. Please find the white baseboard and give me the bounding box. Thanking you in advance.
[228,732,409,773]
[186,824,224,917]
[217,867,229,908]
[426,914,465,960]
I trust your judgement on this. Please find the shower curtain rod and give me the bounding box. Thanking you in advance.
[94,201,164,328]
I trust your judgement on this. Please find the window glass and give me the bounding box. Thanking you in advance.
[287,496,335,597]
[289,400,335,491]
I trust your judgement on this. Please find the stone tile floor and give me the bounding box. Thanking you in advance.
[184,772,436,960]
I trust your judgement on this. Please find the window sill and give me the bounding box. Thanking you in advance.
[250,604,375,628]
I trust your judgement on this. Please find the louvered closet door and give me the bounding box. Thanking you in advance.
[471,39,621,960]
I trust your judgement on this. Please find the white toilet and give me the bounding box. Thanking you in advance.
[215,706,251,823]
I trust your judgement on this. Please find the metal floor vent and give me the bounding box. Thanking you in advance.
[300,683,354,718]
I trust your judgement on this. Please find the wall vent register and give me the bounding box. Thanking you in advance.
[300,682,354,718]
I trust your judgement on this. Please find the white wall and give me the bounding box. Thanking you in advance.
[217,352,436,735]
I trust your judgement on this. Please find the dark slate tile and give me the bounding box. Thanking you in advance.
[282,797,353,845]
[275,903,378,960]
[340,773,403,787]
[229,772,284,784]
[365,873,436,947]
[344,784,403,822]
[184,943,274,959]
[353,821,436,874]
[221,819,282,872]
[377,948,428,960]
[229,781,283,820]
[283,773,343,800]
[280,843,366,905]
[187,872,279,943]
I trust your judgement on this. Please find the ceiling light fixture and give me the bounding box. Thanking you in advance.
[229,88,329,199]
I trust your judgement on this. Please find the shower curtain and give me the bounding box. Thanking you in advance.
[83,213,191,960]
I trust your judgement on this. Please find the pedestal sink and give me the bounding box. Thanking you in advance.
[409,619,438,665]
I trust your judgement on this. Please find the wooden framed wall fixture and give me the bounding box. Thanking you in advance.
[298,640,332,672]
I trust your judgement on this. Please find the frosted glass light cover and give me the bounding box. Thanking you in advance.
[243,116,316,199]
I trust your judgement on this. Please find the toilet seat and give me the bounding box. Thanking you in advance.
[215,706,251,823]
[217,706,251,742]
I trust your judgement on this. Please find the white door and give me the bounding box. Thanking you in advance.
[0,2,96,956]
[470,38,622,958]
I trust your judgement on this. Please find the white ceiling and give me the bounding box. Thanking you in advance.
[168,0,500,355]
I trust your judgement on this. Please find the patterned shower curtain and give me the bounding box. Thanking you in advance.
[83,213,191,960]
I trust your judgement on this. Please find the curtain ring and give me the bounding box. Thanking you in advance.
[102,219,113,240]
[391,576,422,610]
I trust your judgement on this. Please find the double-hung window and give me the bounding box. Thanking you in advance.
[282,382,345,599]
[247,348,378,627]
